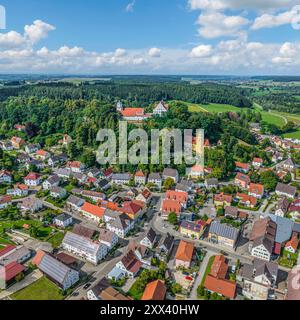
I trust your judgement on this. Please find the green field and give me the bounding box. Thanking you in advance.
[188,103,242,113]
[260,112,286,127]
[283,129,300,139]
[11,277,64,300]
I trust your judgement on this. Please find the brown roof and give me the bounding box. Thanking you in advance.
[72,224,95,239]
[141,280,167,301]
[204,275,236,299]
[55,252,77,265]
[32,250,46,266]
[121,250,142,273]
[210,255,228,279]
[100,287,131,300]
[175,240,194,263]
[249,217,277,242]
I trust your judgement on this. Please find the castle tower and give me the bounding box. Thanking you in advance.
[116,100,123,112]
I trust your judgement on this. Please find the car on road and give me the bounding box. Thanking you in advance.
[83,283,92,290]
[72,292,79,297]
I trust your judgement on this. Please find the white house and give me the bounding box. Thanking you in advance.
[24,172,42,187]
[106,213,135,238]
[153,101,168,117]
[0,195,12,209]
[7,184,29,197]
[43,175,60,190]
[62,232,108,265]
[111,173,131,185]
[148,173,162,189]
[140,228,157,249]
[54,213,73,229]
[0,170,12,184]
[251,241,272,262]
[99,228,119,250]
[50,186,67,199]
[115,250,142,278]
[67,161,85,173]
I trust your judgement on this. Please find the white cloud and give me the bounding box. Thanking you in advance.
[24,20,55,44]
[0,31,25,49]
[196,11,249,38]
[126,1,135,13]
[190,44,212,57]
[148,47,161,57]
[115,48,127,57]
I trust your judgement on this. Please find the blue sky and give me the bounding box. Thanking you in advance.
[0,0,300,74]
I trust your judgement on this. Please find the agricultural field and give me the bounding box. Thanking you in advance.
[11,277,64,301]
[187,103,242,113]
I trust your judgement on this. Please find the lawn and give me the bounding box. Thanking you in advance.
[47,231,65,248]
[188,103,242,114]
[11,276,64,301]
[0,235,15,246]
[260,111,286,127]
[283,129,300,140]
[278,250,299,269]
[200,255,215,287]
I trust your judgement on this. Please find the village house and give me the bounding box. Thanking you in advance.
[0,141,13,151]
[275,183,297,199]
[25,143,41,154]
[163,168,179,183]
[7,184,29,197]
[0,195,12,209]
[275,198,290,217]
[88,281,131,301]
[67,161,85,173]
[289,199,300,220]
[50,186,67,199]
[186,165,204,179]
[272,152,284,163]
[32,250,79,290]
[153,101,169,117]
[56,168,73,180]
[115,250,142,278]
[175,240,195,269]
[135,171,147,185]
[224,206,248,221]
[248,183,265,199]
[157,233,174,261]
[148,173,162,189]
[24,172,42,187]
[98,228,119,250]
[54,213,73,229]
[205,178,219,189]
[208,221,240,249]
[140,228,157,249]
[236,193,258,208]
[249,217,276,261]
[281,158,295,172]
[111,173,131,185]
[106,213,135,238]
[43,175,60,190]
[235,172,251,189]
[11,136,25,149]
[0,170,12,184]
[180,220,206,240]
[285,235,299,254]
[62,232,108,265]
[241,259,278,300]
[19,197,43,213]
[141,280,167,301]
[166,190,188,209]
[48,154,68,167]
[161,199,182,219]
[35,149,50,161]
[66,195,85,211]
[80,202,106,223]
[214,193,232,207]
[204,255,237,300]
[235,161,250,173]
[252,157,263,168]
[136,188,152,204]
[0,261,25,289]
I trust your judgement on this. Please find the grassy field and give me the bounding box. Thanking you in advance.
[187,103,242,113]
[47,231,65,248]
[283,129,300,139]
[260,111,286,127]
[11,277,64,300]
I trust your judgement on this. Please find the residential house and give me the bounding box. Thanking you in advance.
[180,220,206,240]
[135,171,147,185]
[54,213,73,229]
[224,206,248,221]
[214,193,232,207]
[275,183,297,199]
[235,161,250,173]
[285,235,299,254]
[248,183,264,199]
[272,152,283,163]
[56,168,73,180]
[241,259,278,300]
[50,186,67,199]
[98,179,111,191]
[72,224,95,239]
[0,141,13,151]
[249,218,276,261]
[289,199,300,220]
[11,136,25,149]
[157,233,174,261]
[141,280,167,301]
[32,250,79,290]
[43,175,60,190]
[148,173,162,189]
[136,188,152,204]
[120,108,149,122]
[275,198,290,217]
[160,199,182,219]
[0,245,31,266]
[24,172,42,187]
[252,157,263,168]
[62,232,108,265]
[35,149,50,161]
[0,262,25,289]
[115,250,142,278]
[106,213,135,238]
[7,184,29,197]
[66,195,84,211]
[0,170,12,184]
[236,193,258,208]
[186,165,204,179]
[67,161,85,173]
[208,221,240,248]
[175,240,194,269]
[99,228,119,250]
[204,255,237,299]
[153,101,169,117]
[235,173,251,189]
[140,228,157,249]
[0,195,12,209]
[163,168,179,183]
[88,283,131,301]
[111,173,131,185]
[48,154,68,167]
[281,158,295,172]
[166,190,188,209]
[205,178,219,189]
[19,197,43,213]
[80,202,106,223]
[25,143,40,154]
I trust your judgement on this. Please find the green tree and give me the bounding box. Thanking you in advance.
[168,212,178,225]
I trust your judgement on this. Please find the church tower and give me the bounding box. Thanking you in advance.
[116,100,123,112]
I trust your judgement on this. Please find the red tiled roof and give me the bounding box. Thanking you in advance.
[204,275,236,299]
[2,262,25,282]
[32,250,46,266]
[81,202,106,219]
[285,236,299,251]
[121,108,144,117]
[253,157,263,164]
[166,190,188,204]
[175,240,194,262]
[36,150,48,156]
[0,245,16,257]
[235,162,250,170]
[24,172,41,181]
[210,255,228,279]
[249,183,264,196]
[162,199,181,214]
[67,161,82,168]
[236,193,257,206]
[0,195,12,205]
[214,193,232,204]
[141,280,167,301]
[135,171,145,177]
[235,172,251,184]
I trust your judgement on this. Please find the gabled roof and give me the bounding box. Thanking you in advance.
[81,202,106,219]
[121,250,142,273]
[175,240,194,262]
[121,108,144,117]
[204,275,236,299]
[2,261,25,282]
[24,172,41,181]
[141,280,167,300]
[209,221,239,241]
[276,183,297,197]
[249,183,264,196]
